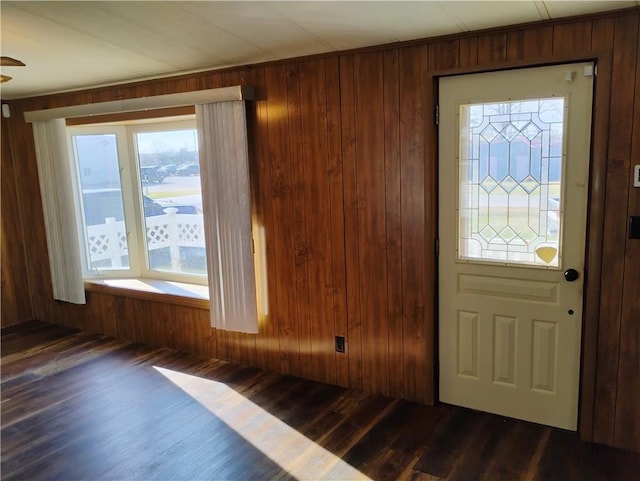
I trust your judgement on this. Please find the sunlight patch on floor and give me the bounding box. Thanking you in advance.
[153,366,371,481]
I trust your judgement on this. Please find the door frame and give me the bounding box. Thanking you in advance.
[428,51,612,441]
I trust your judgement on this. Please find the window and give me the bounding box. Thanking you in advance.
[29,93,259,332]
[458,98,565,267]
[69,117,208,284]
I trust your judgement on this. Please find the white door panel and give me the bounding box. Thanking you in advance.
[438,63,593,430]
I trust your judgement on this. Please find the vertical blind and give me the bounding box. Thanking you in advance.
[33,119,86,304]
[196,102,258,333]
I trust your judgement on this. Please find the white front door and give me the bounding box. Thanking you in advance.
[438,63,594,430]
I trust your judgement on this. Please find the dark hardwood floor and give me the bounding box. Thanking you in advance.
[2,321,639,481]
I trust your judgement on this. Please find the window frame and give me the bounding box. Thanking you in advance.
[68,116,208,286]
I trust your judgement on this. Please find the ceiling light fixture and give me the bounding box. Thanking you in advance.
[1,57,26,67]
[0,57,26,83]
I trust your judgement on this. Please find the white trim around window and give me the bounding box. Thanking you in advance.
[68,118,209,286]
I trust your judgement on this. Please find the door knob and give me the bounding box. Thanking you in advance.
[564,268,579,282]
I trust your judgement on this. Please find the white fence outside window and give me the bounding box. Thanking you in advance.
[86,209,205,270]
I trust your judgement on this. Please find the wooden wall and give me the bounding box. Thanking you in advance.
[1,8,639,451]
[1,116,33,327]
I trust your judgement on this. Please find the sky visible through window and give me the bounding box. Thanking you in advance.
[136,129,198,155]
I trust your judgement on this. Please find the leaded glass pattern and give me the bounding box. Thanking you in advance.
[458,98,565,267]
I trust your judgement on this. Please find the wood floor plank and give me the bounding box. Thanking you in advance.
[341,400,424,468]
[2,321,640,481]
[1,332,119,377]
[445,415,518,481]
[481,420,547,480]
[0,322,78,356]
[412,407,488,478]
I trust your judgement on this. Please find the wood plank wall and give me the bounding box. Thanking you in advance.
[2,8,639,451]
[1,116,34,327]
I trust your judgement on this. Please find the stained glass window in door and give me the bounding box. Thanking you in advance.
[458,98,565,267]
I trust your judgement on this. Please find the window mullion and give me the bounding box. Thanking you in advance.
[117,127,144,277]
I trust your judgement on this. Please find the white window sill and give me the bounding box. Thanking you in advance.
[84,278,210,309]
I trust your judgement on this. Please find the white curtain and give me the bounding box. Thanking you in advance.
[32,119,86,304]
[196,102,258,333]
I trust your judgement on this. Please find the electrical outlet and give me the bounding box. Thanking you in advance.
[335,336,345,353]
[630,216,640,239]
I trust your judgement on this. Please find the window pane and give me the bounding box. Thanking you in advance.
[459,98,565,267]
[135,129,207,276]
[73,134,131,270]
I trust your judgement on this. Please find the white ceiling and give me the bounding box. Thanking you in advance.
[1,1,637,100]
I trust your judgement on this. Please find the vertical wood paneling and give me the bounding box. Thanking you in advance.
[86,292,118,338]
[53,301,85,332]
[161,305,184,353]
[285,63,313,379]
[116,298,155,346]
[592,17,615,50]
[429,40,459,71]
[195,70,223,90]
[354,51,390,396]
[580,15,615,441]
[247,65,281,373]
[168,305,211,359]
[553,20,593,54]
[340,54,364,391]
[507,26,553,60]
[7,116,53,324]
[383,49,404,397]
[477,33,507,63]
[400,45,431,403]
[1,117,33,327]
[298,58,337,384]
[264,64,301,377]
[613,15,640,452]
[593,13,639,446]
[325,56,350,388]
[459,37,478,68]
